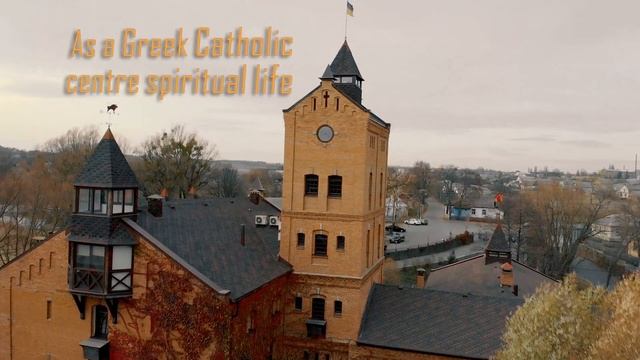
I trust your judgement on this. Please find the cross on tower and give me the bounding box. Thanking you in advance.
[323,91,330,107]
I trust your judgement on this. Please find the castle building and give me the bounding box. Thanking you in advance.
[0,41,554,360]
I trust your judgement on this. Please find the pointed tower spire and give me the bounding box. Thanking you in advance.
[327,40,364,103]
[320,64,335,80]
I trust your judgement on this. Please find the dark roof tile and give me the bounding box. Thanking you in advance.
[135,197,291,300]
[74,129,139,188]
[358,284,523,359]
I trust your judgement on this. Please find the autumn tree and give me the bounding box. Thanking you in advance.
[498,274,640,360]
[139,125,218,199]
[497,275,606,360]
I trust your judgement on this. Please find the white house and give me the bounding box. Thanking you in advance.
[469,195,504,222]
[614,184,630,199]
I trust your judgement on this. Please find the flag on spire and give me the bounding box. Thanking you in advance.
[347,1,354,16]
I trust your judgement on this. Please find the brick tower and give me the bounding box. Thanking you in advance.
[279,41,391,357]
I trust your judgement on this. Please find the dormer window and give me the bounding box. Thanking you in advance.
[76,188,136,215]
[112,189,135,214]
[78,188,107,214]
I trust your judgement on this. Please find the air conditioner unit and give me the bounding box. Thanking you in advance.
[269,216,280,227]
[255,215,268,226]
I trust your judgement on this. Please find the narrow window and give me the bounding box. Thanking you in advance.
[113,190,124,214]
[78,188,91,213]
[328,176,342,197]
[46,300,52,320]
[379,173,384,206]
[297,233,305,248]
[377,225,382,258]
[368,172,373,209]
[336,97,340,111]
[334,300,342,316]
[124,189,135,213]
[366,230,371,267]
[92,305,109,339]
[314,234,328,257]
[336,236,345,251]
[313,97,317,111]
[482,209,487,216]
[311,298,325,320]
[294,296,303,311]
[305,174,319,196]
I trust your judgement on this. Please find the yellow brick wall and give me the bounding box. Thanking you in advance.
[280,79,390,346]
[0,232,96,360]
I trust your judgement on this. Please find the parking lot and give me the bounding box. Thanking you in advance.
[386,199,495,252]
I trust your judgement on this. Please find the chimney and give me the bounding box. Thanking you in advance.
[147,195,164,217]
[500,262,514,288]
[240,224,246,246]
[416,268,426,288]
[249,190,261,205]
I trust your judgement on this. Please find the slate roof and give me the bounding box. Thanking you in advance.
[68,215,137,245]
[134,197,291,301]
[358,284,523,359]
[74,129,139,188]
[486,224,510,253]
[320,64,335,80]
[426,254,556,299]
[329,40,363,79]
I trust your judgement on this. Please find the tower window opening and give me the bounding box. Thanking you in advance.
[336,236,345,250]
[313,97,317,111]
[297,233,306,248]
[295,296,303,311]
[314,234,328,257]
[305,174,319,196]
[92,305,109,339]
[334,300,343,316]
[336,97,340,111]
[311,298,325,320]
[328,176,342,197]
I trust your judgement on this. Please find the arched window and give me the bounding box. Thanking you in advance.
[328,176,342,197]
[305,174,319,196]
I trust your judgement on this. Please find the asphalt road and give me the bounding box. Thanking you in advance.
[386,199,495,252]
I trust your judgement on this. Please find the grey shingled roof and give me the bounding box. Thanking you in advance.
[135,197,291,301]
[320,64,335,79]
[68,215,137,245]
[426,254,557,299]
[74,129,139,188]
[486,224,510,253]
[358,284,523,359]
[329,40,363,79]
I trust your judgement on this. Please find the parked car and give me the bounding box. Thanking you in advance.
[385,224,406,233]
[388,233,405,244]
[403,218,429,226]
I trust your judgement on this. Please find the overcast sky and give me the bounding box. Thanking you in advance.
[1,0,639,172]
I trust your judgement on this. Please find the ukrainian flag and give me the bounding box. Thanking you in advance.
[347,1,354,16]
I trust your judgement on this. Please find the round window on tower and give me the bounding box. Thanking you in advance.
[317,125,334,143]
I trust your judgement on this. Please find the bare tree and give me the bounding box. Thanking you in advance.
[524,183,609,277]
[139,125,218,199]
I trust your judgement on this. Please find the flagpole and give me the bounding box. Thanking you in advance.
[344,7,348,40]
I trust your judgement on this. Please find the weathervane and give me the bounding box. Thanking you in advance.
[105,104,118,128]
